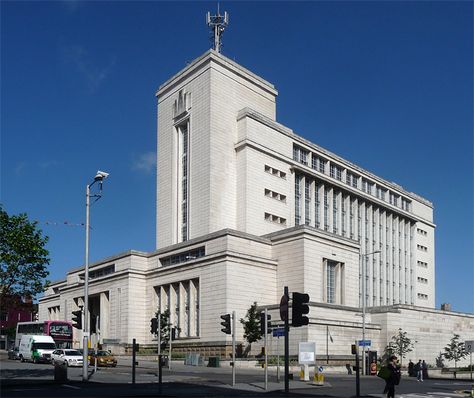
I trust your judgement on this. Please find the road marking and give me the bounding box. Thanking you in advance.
[62,384,81,390]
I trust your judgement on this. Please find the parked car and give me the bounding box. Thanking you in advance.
[51,349,84,367]
[89,350,117,367]
[8,346,20,360]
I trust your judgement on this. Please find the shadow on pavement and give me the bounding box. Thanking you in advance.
[1,368,54,379]
[0,380,339,397]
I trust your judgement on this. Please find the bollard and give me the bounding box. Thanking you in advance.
[54,361,68,383]
[313,372,324,386]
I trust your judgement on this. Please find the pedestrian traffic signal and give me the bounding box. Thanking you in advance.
[150,317,158,334]
[72,309,82,329]
[220,313,231,334]
[292,292,310,327]
[259,312,272,335]
[171,327,176,340]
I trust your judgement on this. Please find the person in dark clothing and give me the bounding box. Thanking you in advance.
[383,355,401,398]
[408,360,414,377]
[422,360,428,379]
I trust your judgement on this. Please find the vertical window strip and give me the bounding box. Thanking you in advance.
[333,191,338,233]
[315,182,320,228]
[327,261,337,304]
[305,179,311,225]
[180,123,189,242]
[295,175,302,225]
[324,189,329,231]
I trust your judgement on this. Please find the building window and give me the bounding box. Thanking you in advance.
[305,179,311,225]
[327,262,337,303]
[295,175,302,225]
[155,279,200,338]
[324,189,329,231]
[264,188,286,202]
[417,293,428,300]
[265,212,287,225]
[161,247,205,267]
[417,260,428,268]
[264,164,286,179]
[417,244,428,252]
[330,164,342,181]
[177,121,189,242]
[332,191,338,234]
[318,157,326,174]
[86,264,115,280]
[417,228,427,236]
[0,312,7,321]
[324,260,344,304]
[293,145,308,166]
[417,277,428,284]
[341,194,346,236]
[315,182,320,228]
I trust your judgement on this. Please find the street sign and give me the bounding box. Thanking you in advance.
[280,294,289,322]
[465,340,474,353]
[273,328,285,337]
[358,340,371,347]
[318,366,324,373]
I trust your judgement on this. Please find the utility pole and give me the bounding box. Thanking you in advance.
[232,311,236,386]
[264,307,268,390]
[284,286,289,394]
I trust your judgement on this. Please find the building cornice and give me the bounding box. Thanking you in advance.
[156,50,277,98]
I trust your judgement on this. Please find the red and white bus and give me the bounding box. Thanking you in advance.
[15,321,73,348]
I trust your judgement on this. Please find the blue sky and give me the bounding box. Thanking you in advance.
[1,1,472,313]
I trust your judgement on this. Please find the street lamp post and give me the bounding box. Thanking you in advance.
[360,250,380,376]
[82,170,109,382]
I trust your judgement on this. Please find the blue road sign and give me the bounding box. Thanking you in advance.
[272,328,285,337]
[318,366,324,372]
[358,340,371,347]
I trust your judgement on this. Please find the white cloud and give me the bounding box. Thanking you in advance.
[132,151,156,174]
[62,44,116,93]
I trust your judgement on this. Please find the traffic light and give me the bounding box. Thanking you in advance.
[72,309,82,329]
[171,327,176,340]
[259,312,272,335]
[220,313,231,334]
[351,344,357,355]
[150,318,158,334]
[292,292,310,327]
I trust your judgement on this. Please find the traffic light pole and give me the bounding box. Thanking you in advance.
[264,307,268,390]
[82,183,90,382]
[284,286,289,394]
[169,328,172,371]
[232,310,236,386]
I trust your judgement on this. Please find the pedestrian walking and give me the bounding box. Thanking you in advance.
[408,359,414,377]
[415,359,423,382]
[381,355,401,398]
[422,360,428,380]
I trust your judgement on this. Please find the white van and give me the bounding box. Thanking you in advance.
[19,335,56,363]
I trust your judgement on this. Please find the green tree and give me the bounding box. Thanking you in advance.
[240,302,262,356]
[384,328,414,366]
[0,207,50,307]
[443,334,467,371]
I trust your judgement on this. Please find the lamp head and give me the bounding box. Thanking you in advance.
[94,170,109,181]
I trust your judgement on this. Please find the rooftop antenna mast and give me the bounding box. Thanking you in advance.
[206,5,229,54]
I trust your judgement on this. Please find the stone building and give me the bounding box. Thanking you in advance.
[39,48,473,365]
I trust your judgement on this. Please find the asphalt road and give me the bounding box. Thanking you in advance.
[1,355,473,398]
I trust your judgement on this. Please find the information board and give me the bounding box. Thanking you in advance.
[298,342,316,364]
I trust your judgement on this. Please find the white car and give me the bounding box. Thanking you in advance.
[51,349,84,367]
